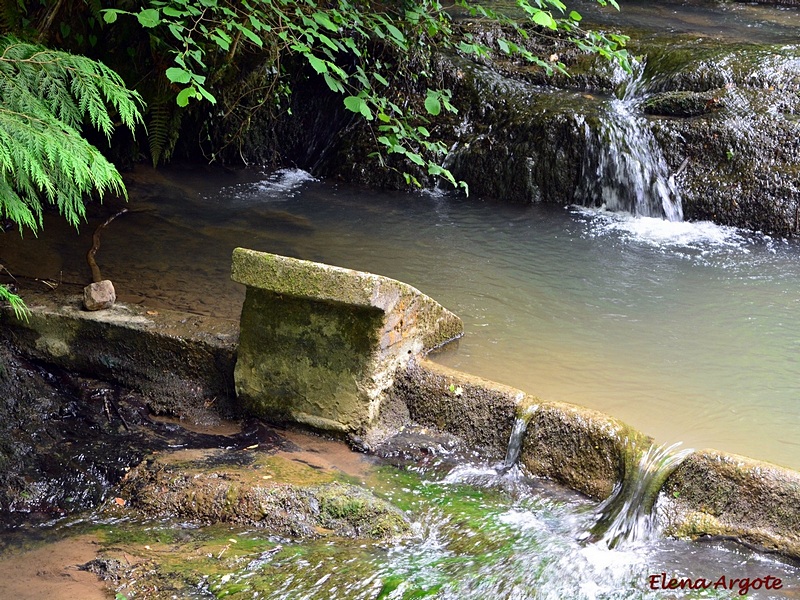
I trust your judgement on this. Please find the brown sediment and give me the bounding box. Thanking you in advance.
[0,535,112,600]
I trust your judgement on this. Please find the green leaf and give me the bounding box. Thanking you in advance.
[237,25,263,47]
[343,95,364,114]
[497,38,510,54]
[176,86,197,107]
[373,72,389,86]
[197,85,217,103]
[211,29,232,51]
[424,94,441,116]
[137,8,160,28]
[102,9,121,24]
[532,11,557,29]
[569,10,582,21]
[384,23,405,44]
[307,54,327,74]
[359,102,373,120]
[323,73,343,93]
[407,152,425,166]
[312,12,339,32]
[162,6,185,17]
[165,67,192,84]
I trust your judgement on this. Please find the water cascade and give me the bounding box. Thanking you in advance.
[498,403,538,474]
[579,66,684,221]
[586,441,693,548]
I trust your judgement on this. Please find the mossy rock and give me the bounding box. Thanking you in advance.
[110,448,409,541]
[660,450,800,560]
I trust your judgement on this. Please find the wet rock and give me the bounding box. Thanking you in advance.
[659,450,800,560]
[112,448,409,540]
[314,26,800,235]
[642,90,721,117]
[83,280,116,311]
[0,289,239,418]
[391,358,520,457]
[520,401,650,501]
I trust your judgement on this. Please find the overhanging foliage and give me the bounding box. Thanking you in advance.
[0,36,144,233]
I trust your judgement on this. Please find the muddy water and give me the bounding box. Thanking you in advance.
[0,535,110,600]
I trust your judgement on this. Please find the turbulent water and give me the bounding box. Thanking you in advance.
[186,459,800,600]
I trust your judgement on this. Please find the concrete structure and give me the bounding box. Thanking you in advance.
[231,248,463,435]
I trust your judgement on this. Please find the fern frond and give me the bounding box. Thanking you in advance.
[0,36,145,233]
[0,284,28,321]
[147,97,170,167]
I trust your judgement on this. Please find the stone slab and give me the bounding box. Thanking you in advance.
[231,249,463,434]
[0,290,239,419]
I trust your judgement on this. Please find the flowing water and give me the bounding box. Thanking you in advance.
[3,2,800,594]
[578,96,683,221]
[188,462,800,599]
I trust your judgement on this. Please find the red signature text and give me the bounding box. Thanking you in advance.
[648,573,783,596]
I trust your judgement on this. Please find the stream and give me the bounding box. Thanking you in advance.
[2,0,800,596]
[10,166,799,470]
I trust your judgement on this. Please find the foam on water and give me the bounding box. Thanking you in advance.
[572,205,766,254]
[222,168,317,204]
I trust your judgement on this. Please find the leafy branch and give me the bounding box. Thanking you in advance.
[0,37,144,232]
[0,36,145,314]
[103,0,628,189]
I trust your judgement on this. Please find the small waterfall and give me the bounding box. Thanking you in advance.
[579,62,684,221]
[498,403,538,474]
[586,441,692,548]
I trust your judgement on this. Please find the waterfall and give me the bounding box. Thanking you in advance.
[585,441,692,548]
[498,403,538,474]
[579,62,684,221]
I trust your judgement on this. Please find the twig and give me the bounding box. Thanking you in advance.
[109,391,131,432]
[87,209,128,283]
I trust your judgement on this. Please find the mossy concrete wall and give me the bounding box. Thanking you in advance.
[0,290,238,419]
[660,450,800,559]
[231,248,463,434]
[392,359,643,500]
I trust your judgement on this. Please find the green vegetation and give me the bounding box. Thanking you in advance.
[0,0,628,312]
[103,0,628,187]
[0,33,144,314]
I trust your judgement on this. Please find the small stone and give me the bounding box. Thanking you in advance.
[83,280,116,311]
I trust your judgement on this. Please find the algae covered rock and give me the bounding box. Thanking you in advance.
[112,448,409,541]
[659,450,800,560]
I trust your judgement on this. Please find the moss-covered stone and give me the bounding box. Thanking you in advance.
[391,358,522,458]
[660,450,800,560]
[111,449,409,540]
[520,402,651,501]
[231,249,463,436]
[642,90,721,117]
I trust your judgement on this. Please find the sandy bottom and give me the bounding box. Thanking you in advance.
[279,429,375,480]
[0,535,112,600]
